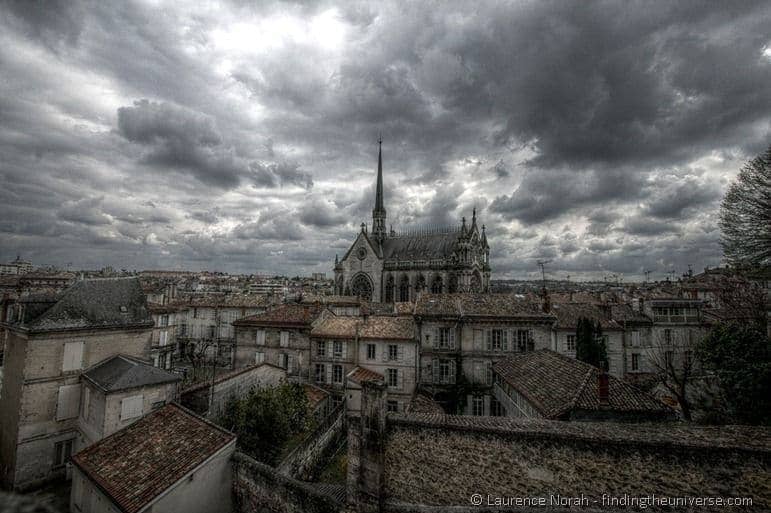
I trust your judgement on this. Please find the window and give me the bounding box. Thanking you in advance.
[333,340,343,358]
[62,341,84,372]
[333,364,343,384]
[631,330,641,348]
[278,353,288,369]
[490,396,503,417]
[472,396,484,416]
[120,395,143,421]
[438,360,453,384]
[488,329,505,351]
[485,361,493,386]
[315,364,326,384]
[159,330,168,346]
[316,341,327,357]
[367,343,376,360]
[280,331,289,348]
[387,368,398,388]
[566,335,576,351]
[664,329,672,345]
[387,400,399,413]
[665,350,674,368]
[631,353,640,371]
[517,330,534,351]
[388,344,398,361]
[56,384,80,421]
[255,330,266,346]
[160,314,169,327]
[255,352,265,364]
[53,439,74,468]
[437,327,454,349]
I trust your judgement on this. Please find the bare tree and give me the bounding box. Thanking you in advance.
[646,328,702,421]
[719,145,771,269]
[185,339,218,383]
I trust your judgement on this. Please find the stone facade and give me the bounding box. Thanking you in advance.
[0,326,152,489]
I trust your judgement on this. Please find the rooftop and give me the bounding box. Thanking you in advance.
[493,350,671,419]
[83,355,181,393]
[233,303,323,328]
[19,277,153,332]
[311,315,416,340]
[549,302,621,330]
[71,403,235,513]
[415,293,555,320]
[347,366,385,385]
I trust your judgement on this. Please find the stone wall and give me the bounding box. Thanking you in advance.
[380,414,771,512]
[277,403,345,480]
[232,452,343,513]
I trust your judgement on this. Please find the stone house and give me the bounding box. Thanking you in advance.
[70,403,236,513]
[492,350,673,422]
[79,354,181,446]
[414,293,556,415]
[147,302,184,371]
[0,277,153,490]
[639,297,706,376]
[232,303,329,380]
[310,315,418,409]
[549,302,625,377]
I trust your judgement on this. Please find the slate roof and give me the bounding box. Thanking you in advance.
[347,366,385,385]
[415,293,555,320]
[233,303,323,328]
[83,355,181,393]
[407,393,445,414]
[609,304,652,324]
[493,350,671,419]
[71,403,235,513]
[176,293,268,308]
[23,277,153,332]
[310,315,415,340]
[381,230,462,261]
[549,302,621,330]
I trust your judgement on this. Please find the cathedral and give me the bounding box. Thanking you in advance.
[334,140,491,302]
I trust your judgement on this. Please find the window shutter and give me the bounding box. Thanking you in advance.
[432,359,440,384]
[449,362,456,384]
[120,395,143,421]
[398,369,404,390]
[342,341,347,359]
[449,329,455,349]
[56,384,81,421]
[159,331,167,346]
[473,329,482,351]
[397,345,404,362]
[382,347,388,362]
[326,364,332,384]
[434,328,439,347]
[502,330,508,351]
[62,341,84,372]
[485,330,492,351]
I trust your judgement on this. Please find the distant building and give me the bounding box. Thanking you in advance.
[0,277,153,490]
[0,256,33,276]
[232,304,329,380]
[493,350,673,422]
[70,403,236,513]
[334,141,490,302]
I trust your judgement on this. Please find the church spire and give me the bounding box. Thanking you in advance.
[372,135,387,243]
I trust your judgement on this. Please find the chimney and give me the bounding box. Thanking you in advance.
[541,287,551,313]
[598,362,609,405]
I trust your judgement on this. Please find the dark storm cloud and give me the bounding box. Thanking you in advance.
[1,0,769,277]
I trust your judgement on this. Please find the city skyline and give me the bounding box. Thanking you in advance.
[2,1,770,280]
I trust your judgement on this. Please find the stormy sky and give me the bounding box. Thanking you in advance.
[1,1,770,280]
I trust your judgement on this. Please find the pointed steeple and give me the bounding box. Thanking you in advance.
[471,207,477,231]
[481,224,488,247]
[372,135,387,243]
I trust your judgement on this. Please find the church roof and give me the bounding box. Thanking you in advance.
[381,230,462,261]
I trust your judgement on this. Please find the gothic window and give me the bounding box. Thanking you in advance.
[385,275,395,302]
[430,275,443,294]
[416,274,426,293]
[470,271,482,292]
[399,275,410,302]
[448,274,459,293]
[350,274,373,301]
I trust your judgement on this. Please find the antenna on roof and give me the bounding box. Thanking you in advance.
[536,260,551,288]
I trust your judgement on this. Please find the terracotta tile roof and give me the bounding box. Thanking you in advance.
[301,295,360,306]
[303,384,329,408]
[609,303,652,324]
[493,350,671,419]
[407,393,445,414]
[415,293,555,320]
[175,293,269,308]
[549,302,621,330]
[347,366,384,385]
[71,403,235,513]
[310,315,415,340]
[233,303,323,327]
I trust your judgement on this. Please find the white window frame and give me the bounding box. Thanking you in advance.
[367,343,376,360]
[280,331,289,348]
[120,394,144,421]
